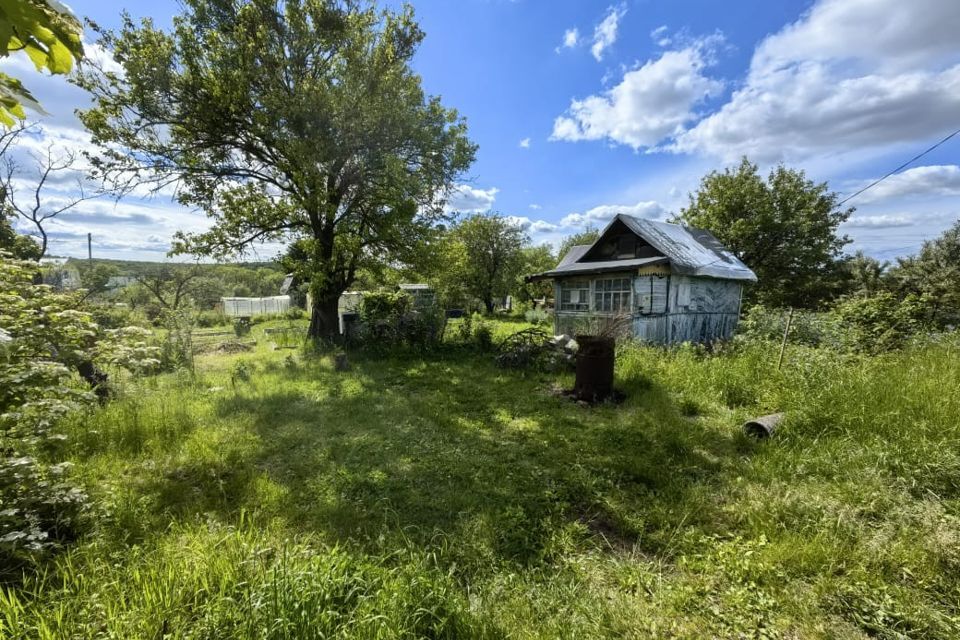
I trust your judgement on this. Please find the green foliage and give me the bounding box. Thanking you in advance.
[2,316,960,636]
[78,0,476,339]
[889,219,960,328]
[523,307,551,325]
[471,314,493,352]
[436,213,528,313]
[677,157,852,308]
[0,206,39,259]
[843,250,890,298]
[833,292,930,354]
[357,290,444,349]
[232,317,251,338]
[514,243,556,303]
[0,254,155,572]
[556,226,599,263]
[194,309,229,328]
[0,0,84,125]
[359,290,412,325]
[158,309,195,372]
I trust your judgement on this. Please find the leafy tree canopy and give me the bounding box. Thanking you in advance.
[677,157,852,308]
[0,0,83,125]
[436,213,527,313]
[557,227,599,264]
[76,0,475,339]
[0,205,39,259]
[890,219,960,328]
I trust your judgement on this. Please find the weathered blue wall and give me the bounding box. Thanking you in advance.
[553,272,743,344]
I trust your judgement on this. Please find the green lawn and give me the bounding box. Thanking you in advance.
[4,320,960,638]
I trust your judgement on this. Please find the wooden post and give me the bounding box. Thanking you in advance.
[777,308,794,371]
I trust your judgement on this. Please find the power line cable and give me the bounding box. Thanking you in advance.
[837,126,960,207]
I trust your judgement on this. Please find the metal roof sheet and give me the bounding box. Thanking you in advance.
[528,256,667,280]
[616,216,756,281]
[526,214,757,282]
[557,244,590,268]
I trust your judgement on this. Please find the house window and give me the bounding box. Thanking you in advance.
[559,280,590,311]
[593,277,632,313]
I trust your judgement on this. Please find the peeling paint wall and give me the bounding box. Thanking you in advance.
[552,272,743,344]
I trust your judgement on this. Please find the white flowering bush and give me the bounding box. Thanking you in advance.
[0,254,159,572]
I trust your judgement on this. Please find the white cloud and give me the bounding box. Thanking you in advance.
[558,28,580,52]
[559,200,665,229]
[650,25,671,47]
[551,37,723,150]
[591,5,626,62]
[519,137,531,149]
[505,216,558,233]
[674,0,960,162]
[528,203,542,210]
[851,165,960,204]
[843,214,914,229]
[445,184,498,213]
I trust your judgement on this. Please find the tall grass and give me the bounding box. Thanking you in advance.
[3,321,959,638]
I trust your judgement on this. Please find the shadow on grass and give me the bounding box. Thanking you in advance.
[140,349,755,566]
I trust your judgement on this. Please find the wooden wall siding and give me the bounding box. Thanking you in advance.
[552,274,743,344]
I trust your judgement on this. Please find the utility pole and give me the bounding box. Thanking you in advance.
[87,232,92,262]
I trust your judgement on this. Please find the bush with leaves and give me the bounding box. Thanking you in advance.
[0,254,162,571]
[832,292,931,354]
[0,255,97,570]
[356,291,445,349]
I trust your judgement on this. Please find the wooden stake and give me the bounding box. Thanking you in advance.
[777,308,794,371]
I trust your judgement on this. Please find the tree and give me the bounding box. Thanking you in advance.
[514,243,555,304]
[843,250,889,298]
[76,0,475,340]
[0,205,38,259]
[556,227,599,263]
[442,213,527,313]
[677,158,852,308]
[1,129,95,257]
[0,123,39,258]
[136,264,203,312]
[889,219,960,328]
[0,0,84,125]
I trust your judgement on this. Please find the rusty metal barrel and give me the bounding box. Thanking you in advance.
[574,335,615,402]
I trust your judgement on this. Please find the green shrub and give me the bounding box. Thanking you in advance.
[473,315,494,352]
[284,306,305,320]
[832,293,930,353]
[524,308,551,326]
[158,309,196,372]
[90,303,148,329]
[195,309,229,328]
[233,318,251,338]
[358,291,445,350]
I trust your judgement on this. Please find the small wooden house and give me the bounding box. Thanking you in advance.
[527,214,757,344]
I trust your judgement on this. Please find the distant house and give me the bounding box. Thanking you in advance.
[106,276,137,289]
[527,214,757,344]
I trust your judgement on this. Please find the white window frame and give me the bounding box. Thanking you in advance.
[593,276,632,314]
[559,280,590,312]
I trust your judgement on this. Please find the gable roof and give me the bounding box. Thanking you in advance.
[529,214,757,282]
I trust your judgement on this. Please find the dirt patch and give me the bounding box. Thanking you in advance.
[549,384,626,407]
[195,341,254,354]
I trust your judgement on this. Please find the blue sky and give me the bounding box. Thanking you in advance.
[3,0,959,262]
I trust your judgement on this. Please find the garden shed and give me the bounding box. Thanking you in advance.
[527,214,757,344]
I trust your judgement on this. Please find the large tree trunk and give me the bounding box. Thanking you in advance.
[484,297,495,314]
[308,293,341,341]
